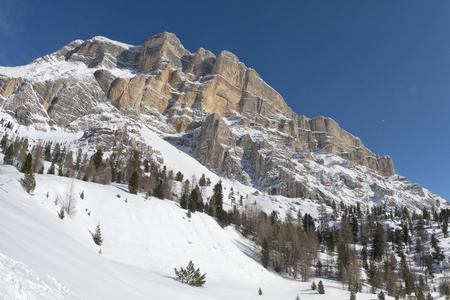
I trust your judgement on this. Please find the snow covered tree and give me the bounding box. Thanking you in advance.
[93,223,103,246]
[174,261,206,287]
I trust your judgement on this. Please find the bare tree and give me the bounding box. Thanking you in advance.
[61,180,77,217]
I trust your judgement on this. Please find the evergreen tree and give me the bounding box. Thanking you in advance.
[58,207,65,219]
[22,153,33,174]
[174,261,206,287]
[180,193,188,209]
[175,171,184,182]
[21,153,36,194]
[47,162,55,175]
[378,290,385,300]
[213,181,229,227]
[318,280,325,294]
[311,281,317,290]
[129,171,139,194]
[350,291,356,300]
[92,148,104,171]
[22,173,36,194]
[93,223,103,246]
[152,184,164,199]
[3,144,14,165]
[261,237,269,268]
[258,287,263,296]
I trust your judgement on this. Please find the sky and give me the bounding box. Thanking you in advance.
[1,0,450,200]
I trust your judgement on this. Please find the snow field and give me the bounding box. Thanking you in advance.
[0,164,400,299]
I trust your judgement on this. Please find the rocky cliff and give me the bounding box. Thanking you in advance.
[0,32,396,199]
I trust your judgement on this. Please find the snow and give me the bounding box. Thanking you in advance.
[0,163,399,299]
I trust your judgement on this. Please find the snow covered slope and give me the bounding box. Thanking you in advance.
[0,164,396,300]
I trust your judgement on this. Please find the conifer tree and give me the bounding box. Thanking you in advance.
[174,261,206,287]
[258,287,263,296]
[261,237,269,268]
[318,280,325,294]
[58,207,65,219]
[23,173,36,194]
[93,223,103,246]
[3,144,14,165]
[129,171,139,194]
[22,153,33,174]
[21,153,36,194]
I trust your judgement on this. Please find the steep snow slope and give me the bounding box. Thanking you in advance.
[0,164,398,300]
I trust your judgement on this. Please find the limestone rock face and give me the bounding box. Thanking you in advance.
[0,76,23,99]
[0,32,397,198]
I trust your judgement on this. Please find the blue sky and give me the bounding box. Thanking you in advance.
[1,0,450,200]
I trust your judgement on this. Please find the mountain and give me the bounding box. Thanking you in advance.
[0,32,445,212]
[1,32,450,299]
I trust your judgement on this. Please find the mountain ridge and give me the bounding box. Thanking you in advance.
[0,32,436,204]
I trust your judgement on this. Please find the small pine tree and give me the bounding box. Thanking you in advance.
[311,281,317,290]
[174,261,206,287]
[258,287,263,296]
[378,290,385,300]
[129,171,139,194]
[58,207,65,219]
[318,280,325,294]
[80,191,84,199]
[350,291,356,300]
[22,173,36,194]
[93,223,103,246]
[295,296,300,300]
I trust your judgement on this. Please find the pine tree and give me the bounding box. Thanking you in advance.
[92,148,104,171]
[378,290,385,300]
[175,171,184,182]
[258,287,263,296]
[350,291,356,300]
[318,280,325,294]
[261,237,269,268]
[93,223,103,246]
[311,281,317,290]
[174,261,206,287]
[22,173,36,194]
[47,162,55,175]
[21,153,36,194]
[58,207,65,219]
[129,171,139,194]
[22,153,33,174]
[3,144,14,165]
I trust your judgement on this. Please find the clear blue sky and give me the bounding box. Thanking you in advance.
[1,0,450,200]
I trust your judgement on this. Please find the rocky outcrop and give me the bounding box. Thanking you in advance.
[0,76,23,99]
[0,32,396,198]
